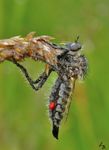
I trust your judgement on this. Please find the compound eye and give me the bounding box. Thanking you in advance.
[70,43,81,51]
[66,42,81,51]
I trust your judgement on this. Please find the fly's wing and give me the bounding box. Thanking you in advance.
[64,78,76,122]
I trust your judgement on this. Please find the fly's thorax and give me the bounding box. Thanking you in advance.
[78,55,88,75]
[58,53,88,80]
[72,55,88,79]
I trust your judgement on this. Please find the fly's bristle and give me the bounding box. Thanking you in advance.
[52,125,59,140]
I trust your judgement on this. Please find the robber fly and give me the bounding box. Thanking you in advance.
[0,33,88,139]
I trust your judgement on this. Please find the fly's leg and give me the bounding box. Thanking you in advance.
[32,65,52,89]
[12,59,52,92]
[33,64,52,85]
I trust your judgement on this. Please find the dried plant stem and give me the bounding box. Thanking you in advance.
[0,32,59,67]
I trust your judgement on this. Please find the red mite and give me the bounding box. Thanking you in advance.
[49,102,56,110]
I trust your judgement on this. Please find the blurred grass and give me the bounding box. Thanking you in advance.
[0,0,109,149]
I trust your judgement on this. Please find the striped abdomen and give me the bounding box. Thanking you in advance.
[49,77,73,139]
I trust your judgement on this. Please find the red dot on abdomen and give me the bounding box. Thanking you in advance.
[49,101,56,110]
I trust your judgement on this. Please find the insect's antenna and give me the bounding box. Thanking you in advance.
[75,35,80,43]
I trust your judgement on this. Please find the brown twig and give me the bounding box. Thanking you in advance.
[0,32,62,68]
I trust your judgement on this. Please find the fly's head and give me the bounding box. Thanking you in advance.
[65,36,82,56]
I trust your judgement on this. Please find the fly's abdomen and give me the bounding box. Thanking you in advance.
[49,77,72,139]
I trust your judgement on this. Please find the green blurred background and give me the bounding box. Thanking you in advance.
[0,0,109,149]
